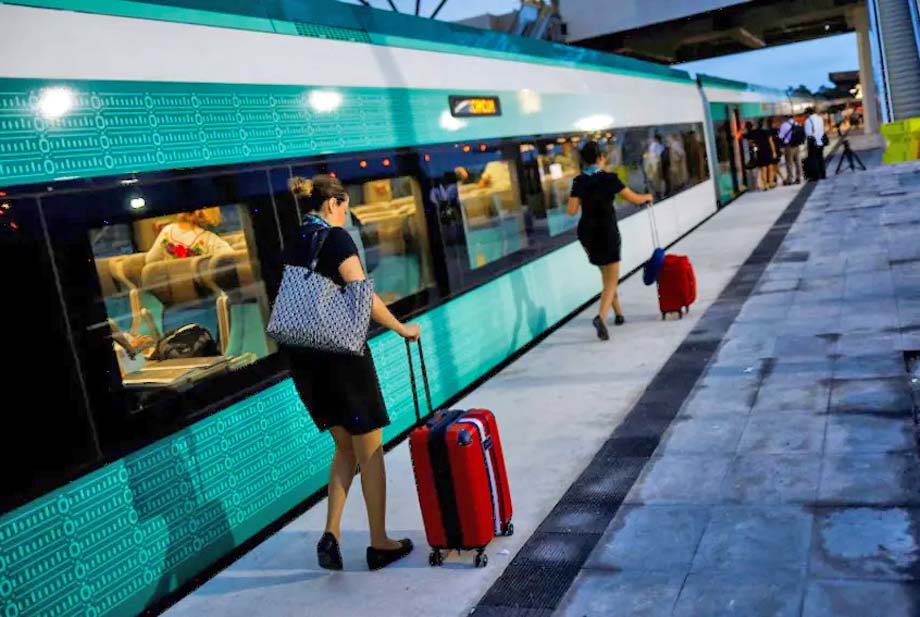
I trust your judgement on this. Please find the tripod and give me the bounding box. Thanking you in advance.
[835,138,866,174]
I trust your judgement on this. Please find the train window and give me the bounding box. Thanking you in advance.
[1,196,100,511]
[345,175,433,304]
[428,145,527,270]
[533,138,583,237]
[88,202,275,391]
[285,158,435,307]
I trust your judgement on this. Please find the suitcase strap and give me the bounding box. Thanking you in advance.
[456,417,503,536]
[428,410,464,548]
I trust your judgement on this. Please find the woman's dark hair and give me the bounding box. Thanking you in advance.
[289,174,347,211]
[580,141,603,166]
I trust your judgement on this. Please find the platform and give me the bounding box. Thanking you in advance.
[165,135,919,617]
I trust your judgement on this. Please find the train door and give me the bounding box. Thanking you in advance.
[712,104,737,206]
[729,106,746,195]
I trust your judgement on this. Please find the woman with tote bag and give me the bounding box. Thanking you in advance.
[269,174,420,571]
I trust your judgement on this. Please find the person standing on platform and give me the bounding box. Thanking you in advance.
[285,175,420,572]
[778,114,803,185]
[805,107,827,180]
[567,141,653,341]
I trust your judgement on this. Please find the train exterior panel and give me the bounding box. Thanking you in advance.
[0,2,792,616]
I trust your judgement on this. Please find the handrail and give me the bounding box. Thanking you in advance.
[909,0,920,73]
[867,0,895,122]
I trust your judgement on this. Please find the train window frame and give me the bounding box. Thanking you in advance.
[37,168,288,457]
[272,151,440,323]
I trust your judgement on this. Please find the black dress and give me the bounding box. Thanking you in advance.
[283,222,390,435]
[570,170,626,266]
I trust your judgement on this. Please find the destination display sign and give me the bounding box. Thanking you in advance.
[448,95,502,118]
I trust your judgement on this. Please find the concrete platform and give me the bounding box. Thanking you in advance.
[165,136,920,617]
[555,137,920,617]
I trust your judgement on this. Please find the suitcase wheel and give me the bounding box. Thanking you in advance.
[429,550,444,567]
[475,550,488,568]
[503,522,515,537]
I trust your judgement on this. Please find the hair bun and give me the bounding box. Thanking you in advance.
[288,176,313,197]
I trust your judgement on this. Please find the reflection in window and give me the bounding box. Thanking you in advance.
[536,140,582,236]
[346,176,433,305]
[434,147,526,269]
[90,204,273,390]
[578,124,710,205]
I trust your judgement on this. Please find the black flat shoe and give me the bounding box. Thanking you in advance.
[592,316,610,341]
[367,539,413,571]
[614,314,625,326]
[317,532,343,571]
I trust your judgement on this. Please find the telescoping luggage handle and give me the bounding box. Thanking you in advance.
[645,196,661,248]
[638,165,661,248]
[406,339,433,422]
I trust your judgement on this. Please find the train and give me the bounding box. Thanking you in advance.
[0,2,810,615]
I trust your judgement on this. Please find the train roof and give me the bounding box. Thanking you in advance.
[697,74,795,102]
[6,0,693,84]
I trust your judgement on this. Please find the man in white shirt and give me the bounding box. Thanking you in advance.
[804,107,827,180]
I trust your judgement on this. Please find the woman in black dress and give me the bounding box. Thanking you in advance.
[285,175,420,571]
[567,141,654,341]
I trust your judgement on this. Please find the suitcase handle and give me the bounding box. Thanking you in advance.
[638,166,661,248]
[406,338,433,422]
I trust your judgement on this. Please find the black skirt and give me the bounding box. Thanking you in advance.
[287,344,390,435]
[578,219,622,266]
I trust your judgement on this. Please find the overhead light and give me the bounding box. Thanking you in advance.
[518,89,542,114]
[37,87,75,120]
[439,110,466,132]
[575,114,615,132]
[129,197,146,210]
[307,90,343,113]
[120,178,139,185]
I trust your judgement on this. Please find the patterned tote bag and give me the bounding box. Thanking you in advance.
[266,228,374,356]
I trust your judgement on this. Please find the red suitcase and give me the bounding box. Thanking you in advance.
[405,341,513,568]
[658,254,697,319]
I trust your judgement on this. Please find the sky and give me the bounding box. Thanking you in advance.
[340,1,858,92]
[340,0,519,21]
[676,33,859,92]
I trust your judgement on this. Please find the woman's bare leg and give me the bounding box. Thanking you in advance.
[598,265,617,321]
[352,429,401,549]
[325,426,357,540]
[608,262,623,318]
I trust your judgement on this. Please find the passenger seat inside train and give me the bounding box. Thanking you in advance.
[91,206,273,389]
